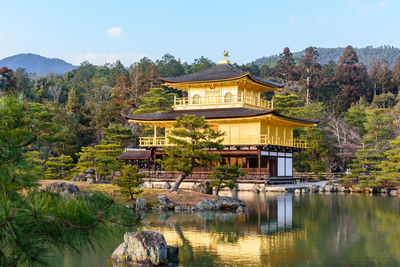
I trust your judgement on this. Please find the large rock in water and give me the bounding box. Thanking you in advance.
[111,230,178,265]
[135,198,146,210]
[157,195,174,209]
[46,181,80,196]
[196,199,220,211]
[216,196,246,210]
[191,182,212,194]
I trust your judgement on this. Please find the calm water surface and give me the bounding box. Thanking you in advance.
[57,192,400,266]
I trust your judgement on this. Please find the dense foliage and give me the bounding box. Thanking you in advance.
[209,165,245,196]
[1,46,400,188]
[112,165,145,200]
[0,95,139,266]
[161,115,224,191]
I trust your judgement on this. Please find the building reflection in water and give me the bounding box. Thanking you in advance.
[261,194,293,234]
[137,192,303,266]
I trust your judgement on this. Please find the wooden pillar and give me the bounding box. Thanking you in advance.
[258,152,261,176]
[246,157,250,168]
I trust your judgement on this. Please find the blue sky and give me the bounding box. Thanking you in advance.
[1,0,398,65]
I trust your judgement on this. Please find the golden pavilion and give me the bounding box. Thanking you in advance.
[122,57,317,181]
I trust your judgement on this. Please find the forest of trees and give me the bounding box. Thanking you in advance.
[1,45,400,187]
[253,45,400,69]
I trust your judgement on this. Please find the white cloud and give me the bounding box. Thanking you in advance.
[106,27,124,38]
[66,52,150,66]
[379,1,388,8]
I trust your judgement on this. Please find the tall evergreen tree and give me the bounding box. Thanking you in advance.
[161,115,224,191]
[273,47,298,83]
[333,46,370,111]
[298,46,321,104]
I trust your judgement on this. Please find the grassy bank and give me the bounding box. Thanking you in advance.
[38,180,216,206]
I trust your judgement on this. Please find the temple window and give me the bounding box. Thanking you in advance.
[192,94,200,104]
[224,92,233,103]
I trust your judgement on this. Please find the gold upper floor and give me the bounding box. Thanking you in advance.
[166,78,275,111]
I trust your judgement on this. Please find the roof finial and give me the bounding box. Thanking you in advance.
[223,50,229,59]
[219,50,231,64]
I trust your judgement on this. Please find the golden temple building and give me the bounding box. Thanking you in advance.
[123,57,317,181]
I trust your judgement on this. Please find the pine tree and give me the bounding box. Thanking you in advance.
[133,87,175,115]
[345,147,385,187]
[376,136,400,183]
[363,109,393,145]
[161,115,224,191]
[74,143,123,182]
[102,124,135,147]
[112,165,145,200]
[44,155,75,179]
[209,165,245,196]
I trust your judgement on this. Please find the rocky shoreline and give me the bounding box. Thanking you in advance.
[288,183,399,196]
[136,195,249,213]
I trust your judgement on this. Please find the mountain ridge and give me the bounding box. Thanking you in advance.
[0,53,77,76]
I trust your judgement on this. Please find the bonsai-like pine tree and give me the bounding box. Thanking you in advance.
[133,87,175,115]
[102,123,135,147]
[376,136,400,184]
[344,148,385,187]
[209,165,245,196]
[161,115,224,192]
[113,165,145,200]
[73,143,123,182]
[44,154,75,179]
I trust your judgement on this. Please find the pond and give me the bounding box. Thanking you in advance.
[56,192,400,266]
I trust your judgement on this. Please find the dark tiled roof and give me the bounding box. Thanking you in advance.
[161,63,284,88]
[116,149,152,160]
[124,108,318,124]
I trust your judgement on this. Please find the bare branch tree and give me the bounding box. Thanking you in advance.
[49,85,61,103]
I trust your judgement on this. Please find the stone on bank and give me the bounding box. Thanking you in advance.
[111,230,178,266]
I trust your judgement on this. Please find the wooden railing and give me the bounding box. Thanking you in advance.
[139,135,307,148]
[140,170,271,181]
[173,95,273,110]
